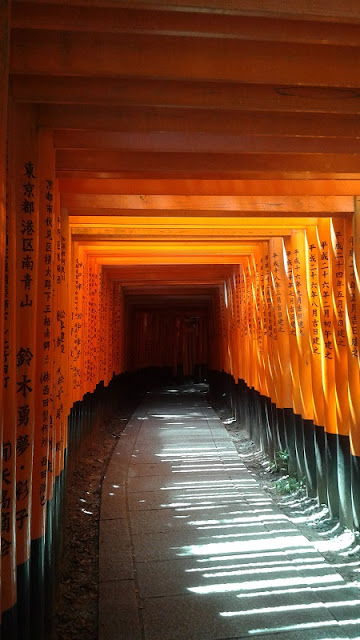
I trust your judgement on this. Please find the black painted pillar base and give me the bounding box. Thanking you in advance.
[17,559,31,640]
[251,389,261,448]
[1,604,17,640]
[44,497,55,639]
[234,380,242,427]
[30,536,46,640]
[242,380,251,435]
[283,408,297,477]
[228,374,236,418]
[294,413,306,481]
[303,418,317,498]
[325,431,340,519]
[260,395,273,458]
[314,424,327,506]
[275,407,286,454]
[351,453,360,530]
[247,386,256,442]
[337,434,353,529]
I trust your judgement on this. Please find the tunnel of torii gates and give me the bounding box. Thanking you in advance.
[4,0,360,638]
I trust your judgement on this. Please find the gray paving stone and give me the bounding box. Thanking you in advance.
[127,489,249,512]
[131,529,208,562]
[130,452,232,465]
[127,473,243,493]
[101,483,127,520]
[99,518,133,582]
[129,508,196,534]
[135,555,334,600]
[128,462,178,477]
[142,591,340,640]
[99,580,142,640]
[244,628,349,640]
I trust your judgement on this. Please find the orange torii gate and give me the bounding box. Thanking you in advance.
[3,2,360,638]
[2,110,360,639]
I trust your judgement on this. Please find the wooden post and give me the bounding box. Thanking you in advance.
[1,2,11,630]
[305,224,326,504]
[350,198,360,526]
[318,218,339,517]
[31,128,56,640]
[2,100,17,638]
[13,103,39,640]
[331,216,352,527]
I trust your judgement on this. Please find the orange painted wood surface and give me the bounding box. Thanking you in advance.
[4,0,360,619]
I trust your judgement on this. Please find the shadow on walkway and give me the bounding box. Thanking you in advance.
[99,385,360,640]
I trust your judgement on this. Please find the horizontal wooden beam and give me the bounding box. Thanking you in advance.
[81,240,257,250]
[96,256,250,265]
[58,170,360,181]
[108,278,228,286]
[42,110,360,137]
[124,288,216,296]
[53,131,360,154]
[60,178,360,196]
[55,150,360,175]
[11,30,360,87]
[71,232,289,242]
[62,193,352,214]
[12,4,360,45]
[11,0,360,23]
[102,264,234,281]
[79,241,258,264]
[12,78,360,115]
[64,210,348,221]
[126,299,213,309]
[68,215,317,227]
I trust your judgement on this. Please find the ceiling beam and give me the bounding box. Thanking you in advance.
[55,150,360,175]
[11,30,360,87]
[58,170,360,181]
[62,193,353,213]
[53,131,360,155]
[12,4,360,45]
[96,256,250,265]
[68,215,317,226]
[11,0,360,23]
[102,264,234,281]
[60,178,360,196]
[11,79,360,115]
[41,110,360,137]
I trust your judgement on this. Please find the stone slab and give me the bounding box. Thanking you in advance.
[101,483,127,520]
[142,591,339,640]
[99,580,142,640]
[127,489,249,512]
[99,519,133,582]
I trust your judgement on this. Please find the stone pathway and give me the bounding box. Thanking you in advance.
[99,386,360,640]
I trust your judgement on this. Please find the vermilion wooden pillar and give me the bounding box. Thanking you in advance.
[332,216,352,527]
[305,225,327,504]
[351,198,360,527]
[269,238,292,410]
[31,129,56,640]
[284,232,306,483]
[318,218,339,517]
[2,101,17,637]
[0,0,10,395]
[14,102,39,640]
[292,230,316,496]
[269,237,293,463]
[0,7,11,628]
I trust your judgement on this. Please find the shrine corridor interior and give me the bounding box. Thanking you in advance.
[3,1,360,638]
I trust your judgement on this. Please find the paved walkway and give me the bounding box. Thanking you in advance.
[99,386,360,640]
